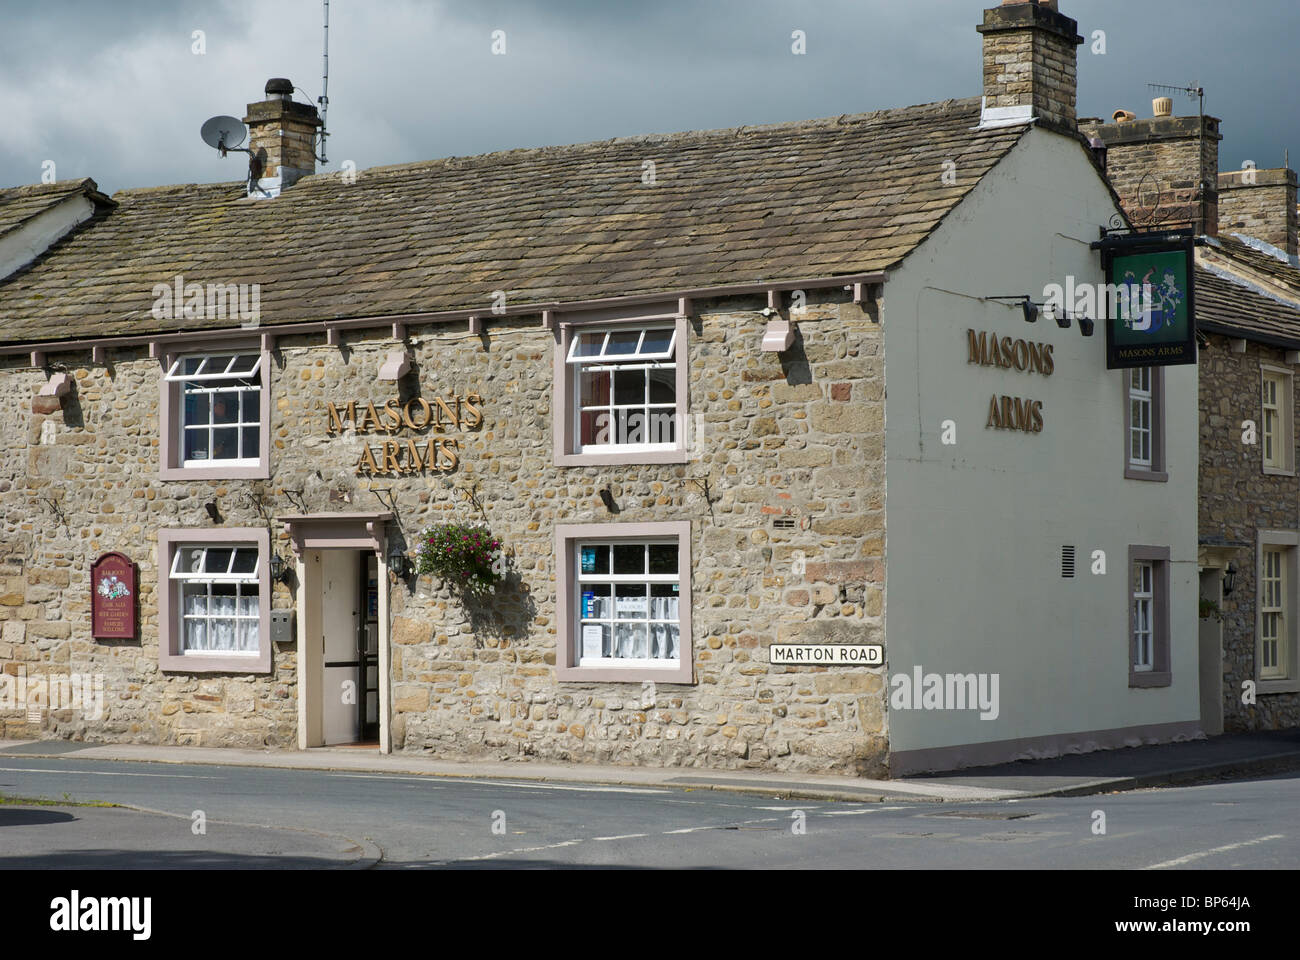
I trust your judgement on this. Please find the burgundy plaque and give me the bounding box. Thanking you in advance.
[91,552,137,639]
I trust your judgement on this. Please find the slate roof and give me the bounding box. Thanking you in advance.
[0,97,1030,345]
[0,178,112,242]
[1195,267,1300,349]
[1205,234,1300,298]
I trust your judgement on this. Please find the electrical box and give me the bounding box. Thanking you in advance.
[270,609,295,644]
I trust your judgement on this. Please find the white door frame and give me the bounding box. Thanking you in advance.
[281,513,394,754]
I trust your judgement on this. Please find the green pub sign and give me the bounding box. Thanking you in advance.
[1103,236,1196,370]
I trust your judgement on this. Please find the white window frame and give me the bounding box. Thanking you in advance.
[159,342,271,481]
[1123,366,1166,482]
[170,545,262,657]
[573,538,683,668]
[1260,546,1286,680]
[1257,531,1300,693]
[1128,545,1171,687]
[552,309,690,467]
[567,326,679,456]
[1260,364,1295,476]
[1132,561,1154,672]
[157,527,272,674]
[1129,367,1153,469]
[555,521,693,683]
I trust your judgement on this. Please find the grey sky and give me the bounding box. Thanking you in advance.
[0,0,1295,194]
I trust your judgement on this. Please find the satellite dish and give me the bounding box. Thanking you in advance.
[200,115,248,151]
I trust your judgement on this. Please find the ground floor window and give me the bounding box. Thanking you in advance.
[157,527,272,674]
[171,545,261,653]
[554,521,693,683]
[1129,545,1170,687]
[1257,532,1300,692]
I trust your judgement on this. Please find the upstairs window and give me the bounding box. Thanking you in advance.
[1260,365,1295,475]
[1124,367,1166,482]
[568,327,678,452]
[552,313,690,467]
[159,347,270,480]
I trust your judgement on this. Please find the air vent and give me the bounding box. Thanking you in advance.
[1061,545,1076,578]
[772,517,796,530]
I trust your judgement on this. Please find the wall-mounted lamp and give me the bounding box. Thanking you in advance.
[268,554,290,584]
[377,348,411,382]
[387,546,411,580]
[1223,562,1237,596]
[204,500,222,523]
[1078,316,1095,337]
[986,295,1039,324]
[760,317,795,352]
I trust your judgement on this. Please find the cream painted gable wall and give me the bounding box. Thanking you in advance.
[882,126,1200,767]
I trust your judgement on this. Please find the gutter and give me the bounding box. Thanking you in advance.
[0,270,887,363]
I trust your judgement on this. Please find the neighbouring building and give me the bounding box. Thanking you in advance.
[1084,103,1300,736]
[0,1,1202,776]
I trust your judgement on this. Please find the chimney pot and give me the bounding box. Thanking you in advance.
[265,77,294,98]
[1152,97,1173,117]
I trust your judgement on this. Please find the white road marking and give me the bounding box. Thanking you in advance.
[450,779,667,795]
[592,833,649,841]
[756,805,818,811]
[1145,834,1285,870]
[0,766,219,780]
[457,839,584,862]
[821,806,909,816]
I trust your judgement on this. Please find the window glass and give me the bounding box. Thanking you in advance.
[576,538,681,665]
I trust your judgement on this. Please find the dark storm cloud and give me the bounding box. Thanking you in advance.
[0,0,1295,194]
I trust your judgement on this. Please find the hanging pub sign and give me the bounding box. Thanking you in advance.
[1095,229,1197,370]
[91,552,137,639]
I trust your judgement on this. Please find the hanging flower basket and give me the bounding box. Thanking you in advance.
[414,523,503,596]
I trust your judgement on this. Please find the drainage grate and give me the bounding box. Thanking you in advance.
[1061,545,1076,578]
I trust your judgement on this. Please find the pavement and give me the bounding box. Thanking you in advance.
[2,727,1299,804]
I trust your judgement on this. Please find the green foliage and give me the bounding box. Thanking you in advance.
[413,523,503,595]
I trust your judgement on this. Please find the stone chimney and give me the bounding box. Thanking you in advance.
[1080,107,1222,236]
[242,78,322,195]
[1217,167,1298,256]
[977,1,1084,134]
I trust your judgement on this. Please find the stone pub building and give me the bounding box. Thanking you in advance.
[0,1,1203,775]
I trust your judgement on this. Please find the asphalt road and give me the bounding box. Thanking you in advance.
[1,756,1296,869]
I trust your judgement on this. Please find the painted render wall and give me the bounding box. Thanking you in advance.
[883,127,1201,769]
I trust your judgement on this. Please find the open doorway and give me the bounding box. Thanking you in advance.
[285,511,393,754]
[319,550,380,746]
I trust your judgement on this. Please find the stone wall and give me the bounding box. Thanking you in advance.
[0,290,889,775]
[979,2,1082,134]
[1198,334,1300,730]
[1217,168,1298,256]
[1082,116,1222,235]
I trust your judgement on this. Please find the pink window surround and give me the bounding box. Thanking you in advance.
[157,526,272,674]
[552,309,690,466]
[159,339,272,481]
[554,520,694,684]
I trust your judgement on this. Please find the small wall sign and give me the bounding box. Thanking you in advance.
[770,644,883,666]
[91,552,137,639]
